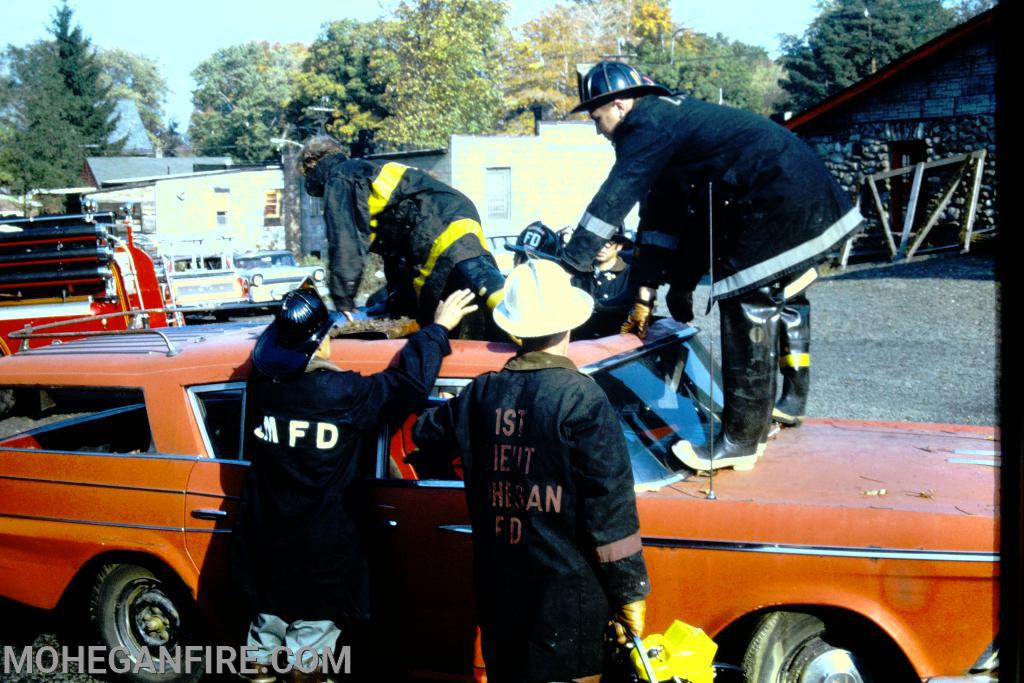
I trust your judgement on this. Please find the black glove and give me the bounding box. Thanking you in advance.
[666,286,695,323]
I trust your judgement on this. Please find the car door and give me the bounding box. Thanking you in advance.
[364,407,479,679]
[182,383,247,621]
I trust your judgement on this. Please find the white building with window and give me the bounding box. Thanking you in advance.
[443,121,639,239]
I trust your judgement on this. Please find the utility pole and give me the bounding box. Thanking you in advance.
[271,137,303,256]
[865,7,877,74]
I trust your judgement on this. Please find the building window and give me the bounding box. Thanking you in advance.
[216,211,227,226]
[264,190,282,219]
[485,167,511,221]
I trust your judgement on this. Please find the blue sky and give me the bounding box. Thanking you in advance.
[0,0,819,128]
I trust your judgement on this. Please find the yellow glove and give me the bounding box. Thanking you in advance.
[612,599,647,646]
[620,301,653,338]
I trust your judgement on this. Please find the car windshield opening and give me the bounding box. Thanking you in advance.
[587,334,723,485]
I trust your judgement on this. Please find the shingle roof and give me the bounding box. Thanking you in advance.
[85,156,234,186]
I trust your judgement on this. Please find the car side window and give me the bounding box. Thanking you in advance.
[188,383,247,460]
[381,393,464,482]
[0,386,152,454]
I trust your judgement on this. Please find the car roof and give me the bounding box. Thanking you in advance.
[0,323,645,387]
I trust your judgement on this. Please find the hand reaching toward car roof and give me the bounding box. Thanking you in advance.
[434,289,479,331]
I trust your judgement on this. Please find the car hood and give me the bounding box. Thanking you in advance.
[638,418,998,554]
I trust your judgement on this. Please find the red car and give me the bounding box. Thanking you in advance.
[0,320,998,682]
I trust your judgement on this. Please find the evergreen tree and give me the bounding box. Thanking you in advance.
[0,3,123,200]
[0,42,84,197]
[780,0,955,112]
[50,2,123,153]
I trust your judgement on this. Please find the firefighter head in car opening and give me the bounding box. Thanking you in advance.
[493,259,594,339]
[506,221,563,267]
[252,284,344,380]
[298,135,347,197]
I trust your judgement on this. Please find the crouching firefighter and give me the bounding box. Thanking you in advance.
[299,136,506,338]
[414,260,650,683]
[561,60,863,471]
[231,284,477,682]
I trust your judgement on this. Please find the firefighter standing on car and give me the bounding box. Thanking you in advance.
[414,260,649,683]
[298,136,505,336]
[562,61,862,472]
[231,284,476,683]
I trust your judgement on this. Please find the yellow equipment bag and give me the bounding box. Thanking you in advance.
[630,620,717,683]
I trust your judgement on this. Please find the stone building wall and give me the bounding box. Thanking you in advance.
[795,29,996,244]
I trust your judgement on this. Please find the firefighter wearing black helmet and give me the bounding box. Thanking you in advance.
[562,60,862,471]
[505,221,563,266]
[231,285,477,682]
[299,136,506,334]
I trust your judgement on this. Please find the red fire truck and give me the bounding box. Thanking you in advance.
[0,210,172,355]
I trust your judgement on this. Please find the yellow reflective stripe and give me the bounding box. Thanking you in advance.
[782,266,819,299]
[485,289,504,310]
[367,162,409,217]
[413,218,486,295]
[780,353,810,368]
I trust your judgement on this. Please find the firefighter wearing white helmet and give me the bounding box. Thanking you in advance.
[414,260,650,683]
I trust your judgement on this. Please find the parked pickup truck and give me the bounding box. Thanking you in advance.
[164,252,251,319]
[233,249,329,308]
[0,319,998,683]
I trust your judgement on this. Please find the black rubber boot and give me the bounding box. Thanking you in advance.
[673,287,780,471]
[773,291,810,426]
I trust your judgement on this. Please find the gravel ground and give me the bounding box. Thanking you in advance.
[0,252,1000,682]
[673,251,998,425]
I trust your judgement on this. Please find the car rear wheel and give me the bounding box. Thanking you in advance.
[91,563,203,683]
[742,611,872,683]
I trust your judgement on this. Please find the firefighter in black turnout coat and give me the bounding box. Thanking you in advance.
[563,61,863,471]
[299,137,505,334]
[231,284,477,680]
[414,260,649,683]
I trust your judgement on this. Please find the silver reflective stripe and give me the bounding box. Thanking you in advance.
[638,230,679,250]
[580,211,619,239]
[711,206,863,299]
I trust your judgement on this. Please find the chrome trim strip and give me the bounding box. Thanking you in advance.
[948,458,999,467]
[438,524,473,535]
[0,511,233,534]
[371,478,465,489]
[641,536,999,562]
[0,511,182,532]
[0,474,184,496]
[0,448,249,466]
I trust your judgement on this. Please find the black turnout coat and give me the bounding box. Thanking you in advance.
[305,154,503,320]
[563,95,862,302]
[572,257,633,339]
[413,352,650,682]
[230,324,451,623]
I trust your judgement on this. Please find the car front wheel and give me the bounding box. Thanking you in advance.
[91,563,203,683]
[742,611,872,683]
